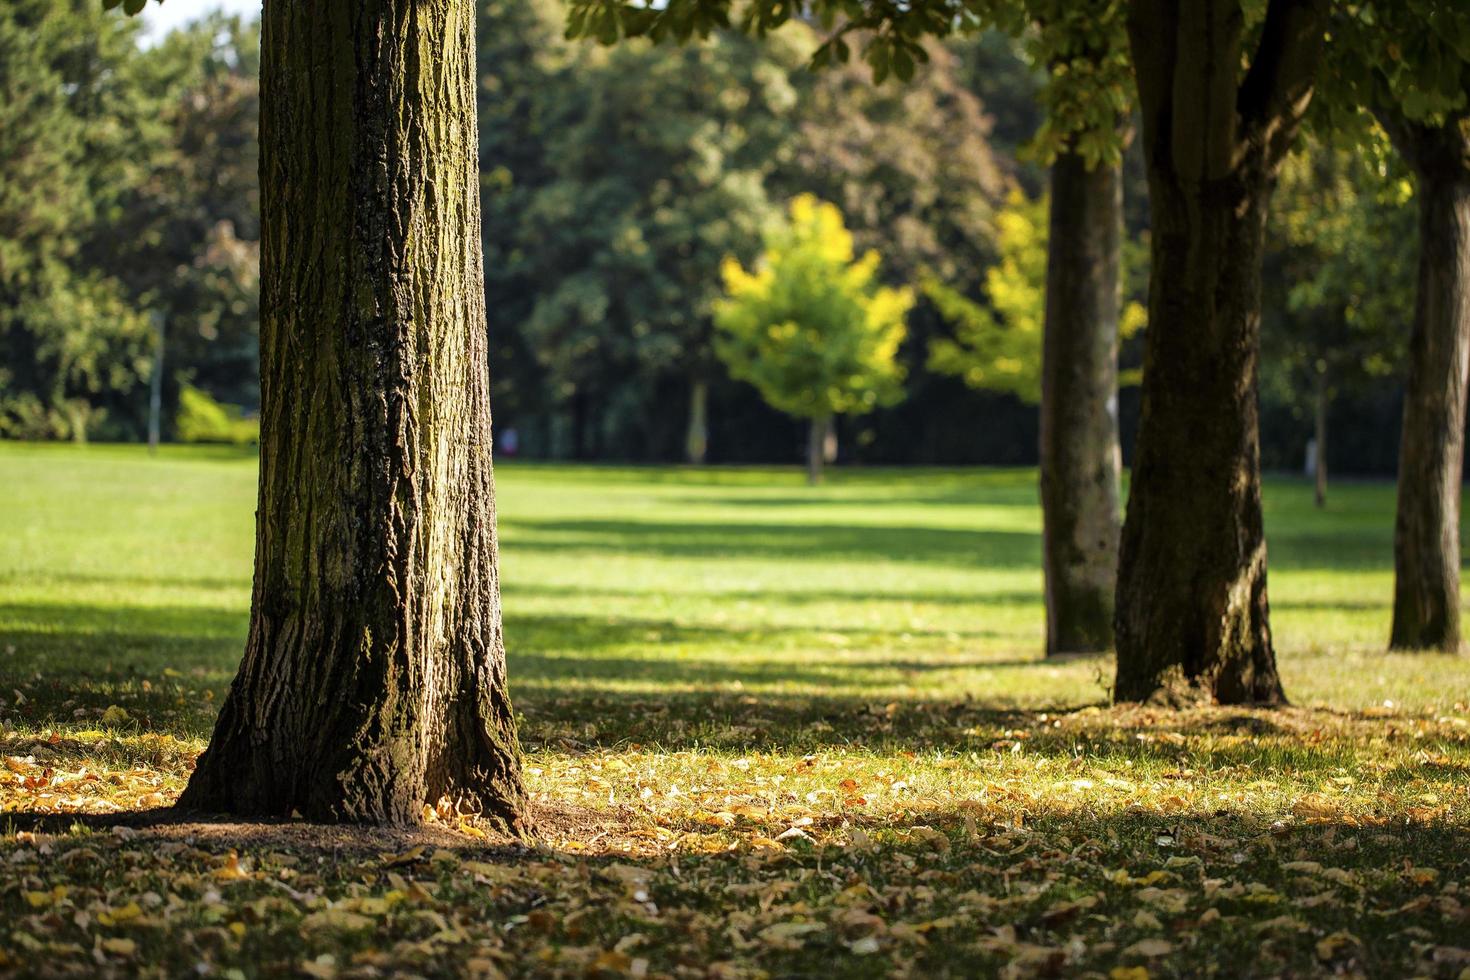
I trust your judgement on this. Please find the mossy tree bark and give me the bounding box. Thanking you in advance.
[1114,0,1325,704]
[1040,149,1123,656]
[1379,113,1470,653]
[176,0,529,830]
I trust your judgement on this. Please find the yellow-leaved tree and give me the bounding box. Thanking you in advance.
[926,189,1146,405]
[715,194,912,484]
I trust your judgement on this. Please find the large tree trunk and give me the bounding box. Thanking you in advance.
[1114,0,1324,704]
[1384,117,1470,652]
[1040,150,1123,656]
[177,0,529,831]
[685,377,708,465]
[806,415,826,485]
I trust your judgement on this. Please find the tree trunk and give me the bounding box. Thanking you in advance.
[822,416,838,464]
[1385,121,1470,652]
[685,378,708,465]
[1313,364,1327,509]
[1040,150,1123,656]
[806,416,826,485]
[177,0,529,831]
[148,312,164,456]
[1115,0,1325,704]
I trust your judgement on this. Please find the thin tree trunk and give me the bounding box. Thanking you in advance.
[822,416,838,464]
[148,312,164,455]
[685,378,708,465]
[1384,120,1470,652]
[806,415,826,485]
[1313,365,1327,509]
[571,390,589,460]
[178,0,528,831]
[1115,0,1325,704]
[1040,149,1123,656]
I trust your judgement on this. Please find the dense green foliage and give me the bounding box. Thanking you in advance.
[1260,139,1416,460]
[715,195,912,423]
[0,2,258,443]
[2,446,1468,976]
[0,0,1447,474]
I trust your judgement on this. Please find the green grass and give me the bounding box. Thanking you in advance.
[1,443,1468,979]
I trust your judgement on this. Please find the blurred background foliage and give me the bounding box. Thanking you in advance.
[0,0,1422,475]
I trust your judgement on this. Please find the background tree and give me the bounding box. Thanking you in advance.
[1262,138,1414,508]
[1319,1,1470,652]
[715,195,912,483]
[517,30,804,462]
[171,0,529,830]
[0,0,158,440]
[103,15,262,436]
[566,0,1146,659]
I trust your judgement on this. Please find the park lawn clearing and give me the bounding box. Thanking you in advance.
[0,444,1468,978]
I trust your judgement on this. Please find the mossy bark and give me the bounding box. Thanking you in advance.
[1114,0,1325,704]
[177,0,529,831]
[1381,116,1470,653]
[1040,150,1123,656]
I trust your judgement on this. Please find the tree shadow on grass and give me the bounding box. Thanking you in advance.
[504,582,1043,607]
[500,517,1042,568]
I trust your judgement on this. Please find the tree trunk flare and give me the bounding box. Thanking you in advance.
[1114,160,1286,704]
[177,0,530,831]
[1313,365,1327,509]
[1040,151,1123,656]
[685,378,709,465]
[806,416,826,485]
[1390,164,1470,652]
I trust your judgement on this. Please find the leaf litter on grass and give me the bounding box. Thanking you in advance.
[1,698,1468,978]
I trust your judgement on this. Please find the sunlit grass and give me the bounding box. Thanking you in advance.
[1,443,1467,978]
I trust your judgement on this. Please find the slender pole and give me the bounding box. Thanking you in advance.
[148,311,165,455]
[1313,363,1328,509]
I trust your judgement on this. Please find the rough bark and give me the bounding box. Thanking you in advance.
[1040,150,1123,656]
[806,415,826,485]
[177,0,529,831]
[1114,0,1325,704]
[1382,116,1470,652]
[685,378,709,465]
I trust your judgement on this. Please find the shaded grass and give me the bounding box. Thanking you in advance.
[1,444,1468,978]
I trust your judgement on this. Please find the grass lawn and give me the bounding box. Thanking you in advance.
[1,442,1468,978]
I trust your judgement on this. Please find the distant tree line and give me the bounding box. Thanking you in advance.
[0,0,1427,481]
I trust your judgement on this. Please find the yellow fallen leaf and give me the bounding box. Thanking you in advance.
[101,938,136,956]
[302,908,375,932]
[758,922,823,949]
[1123,939,1174,958]
[1316,932,1359,961]
[98,901,143,926]
[101,705,130,725]
[213,851,250,881]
